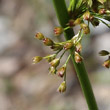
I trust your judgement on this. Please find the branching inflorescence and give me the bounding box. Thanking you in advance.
[33,0,110,93]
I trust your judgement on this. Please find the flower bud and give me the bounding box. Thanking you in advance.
[43,38,54,46]
[50,58,60,67]
[74,18,82,25]
[99,9,106,14]
[83,11,90,20]
[75,51,82,63]
[64,42,73,50]
[54,27,63,36]
[57,81,66,93]
[57,64,66,77]
[80,23,90,34]
[32,56,42,64]
[49,66,56,74]
[76,43,82,52]
[103,59,110,68]
[44,54,56,62]
[35,32,44,40]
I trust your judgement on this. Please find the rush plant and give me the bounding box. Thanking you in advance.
[33,0,110,110]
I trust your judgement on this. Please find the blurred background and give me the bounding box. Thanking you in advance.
[0,0,110,110]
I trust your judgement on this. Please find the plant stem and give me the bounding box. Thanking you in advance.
[52,0,98,110]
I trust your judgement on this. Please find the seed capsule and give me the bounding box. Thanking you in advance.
[80,23,90,34]
[35,32,44,40]
[75,51,82,63]
[50,58,60,67]
[74,18,82,25]
[43,38,54,46]
[49,66,56,74]
[103,59,110,68]
[64,42,73,50]
[83,11,90,20]
[76,43,82,52]
[32,56,42,64]
[54,27,63,36]
[57,81,66,93]
[57,64,66,77]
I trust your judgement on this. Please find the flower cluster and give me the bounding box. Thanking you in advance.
[33,29,84,93]
[67,0,110,31]
[33,0,110,93]
[99,50,110,68]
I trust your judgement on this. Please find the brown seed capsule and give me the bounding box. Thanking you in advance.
[57,81,66,93]
[54,27,63,36]
[32,56,42,64]
[75,51,82,63]
[50,58,60,67]
[80,23,90,34]
[64,42,73,50]
[103,60,110,68]
[99,9,106,15]
[35,32,44,40]
[76,43,82,52]
[43,38,54,46]
[57,64,66,77]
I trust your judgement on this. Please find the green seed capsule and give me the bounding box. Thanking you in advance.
[32,56,42,64]
[64,42,73,50]
[57,81,66,93]
[76,43,82,52]
[103,59,110,68]
[43,38,54,46]
[83,11,90,20]
[50,58,60,67]
[74,18,82,25]
[75,52,82,63]
[49,66,56,74]
[35,32,44,40]
[80,23,90,34]
[57,64,66,77]
[54,27,63,36]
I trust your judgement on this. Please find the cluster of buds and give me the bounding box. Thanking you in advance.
[99,50,110,68]
[67,0,110,33]
[33,28,84,93]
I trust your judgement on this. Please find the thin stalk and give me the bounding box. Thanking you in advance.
[52,0,98,110]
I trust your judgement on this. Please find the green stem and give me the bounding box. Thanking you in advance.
[52,0,98,110]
